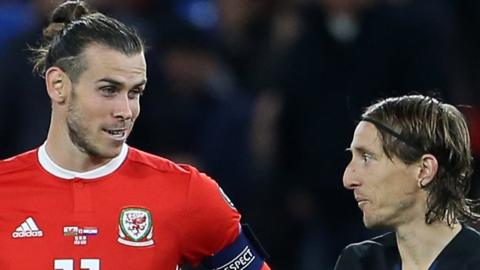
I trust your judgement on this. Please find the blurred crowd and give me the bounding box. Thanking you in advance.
[1,0,480,269]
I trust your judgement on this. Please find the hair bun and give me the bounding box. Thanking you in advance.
[43,1,92,39]
[51,0,91,24]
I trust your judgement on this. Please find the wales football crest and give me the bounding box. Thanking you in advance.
[118,207,154,247]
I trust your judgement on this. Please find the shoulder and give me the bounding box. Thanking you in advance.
[0,149,38,177]
[126,147,200,176]
[125,147,220,193]
[462,227,480,268]
[456,225,480,253]
[462,225,480,240]
[335,232,395,270]
[434,225,480,269]
[342,232,393,256]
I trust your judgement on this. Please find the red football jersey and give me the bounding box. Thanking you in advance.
[0,144,241,270]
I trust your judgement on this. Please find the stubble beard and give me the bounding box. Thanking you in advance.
[66,91,109,159]
[363,212,394,231]
[363,199,416,230]
[364,214,384,230]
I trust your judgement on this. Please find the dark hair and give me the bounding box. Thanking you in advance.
[31,0,144,82]
[362,95,480,226]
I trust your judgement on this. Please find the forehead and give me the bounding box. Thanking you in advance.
[351,121,383,153]
[80,44,146,81]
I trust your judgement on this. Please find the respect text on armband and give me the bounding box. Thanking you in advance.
[217,246,255,270]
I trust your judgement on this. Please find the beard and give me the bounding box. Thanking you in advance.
[363,198,417,230]
[66,91,115,159]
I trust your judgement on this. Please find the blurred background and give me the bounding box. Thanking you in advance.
[1,0,480,269]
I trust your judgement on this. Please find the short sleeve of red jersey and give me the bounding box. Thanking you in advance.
[179,166,241,265]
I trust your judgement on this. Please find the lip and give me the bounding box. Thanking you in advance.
[357,200,368,208]
[354,194,369,207]
[103,128,128,141]
[355,197,367,202]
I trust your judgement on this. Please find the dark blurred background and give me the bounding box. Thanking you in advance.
[1,0,480,269]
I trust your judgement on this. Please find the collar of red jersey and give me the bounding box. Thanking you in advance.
[37,143,129,180]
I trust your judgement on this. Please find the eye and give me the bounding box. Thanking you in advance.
[100,85,118,96]
[362,153,373,163]
[128,88,144,99]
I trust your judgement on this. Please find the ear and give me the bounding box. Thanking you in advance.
[45,66,72,104]
[417,154,438,188]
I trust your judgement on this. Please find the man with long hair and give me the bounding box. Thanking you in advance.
[336,95,480,269]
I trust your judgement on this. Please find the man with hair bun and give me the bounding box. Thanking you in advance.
[335,94,480,270]
[0,1,270,270]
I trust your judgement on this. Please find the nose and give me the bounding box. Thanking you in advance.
[343,161,360,190]
[113,94,133,120]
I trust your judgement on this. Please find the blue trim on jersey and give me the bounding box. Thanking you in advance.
[203,230,265,270]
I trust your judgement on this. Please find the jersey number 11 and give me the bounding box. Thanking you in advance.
[54,259,100,270]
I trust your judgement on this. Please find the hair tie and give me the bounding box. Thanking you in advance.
[361,116,423,152]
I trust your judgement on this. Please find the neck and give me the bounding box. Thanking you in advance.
[45,138,111,172]
[395,219,461,270]
[45,112,114,172]
[45,121,112,172]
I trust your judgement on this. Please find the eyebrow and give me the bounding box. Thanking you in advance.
[96,78,147,88]
[97,78,122,86]
[346,146,375,155]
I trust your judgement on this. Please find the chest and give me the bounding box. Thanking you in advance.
[0,179,183,270]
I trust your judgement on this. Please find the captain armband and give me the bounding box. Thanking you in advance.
[203,224,270,270]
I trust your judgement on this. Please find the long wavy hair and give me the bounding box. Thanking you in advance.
[362,95,480,226]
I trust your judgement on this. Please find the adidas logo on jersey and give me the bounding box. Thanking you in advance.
[12,217,44,238]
